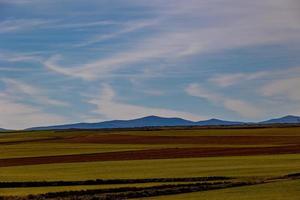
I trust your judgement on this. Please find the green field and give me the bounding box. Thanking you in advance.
[0,127,300,199]
[1,154,300,181]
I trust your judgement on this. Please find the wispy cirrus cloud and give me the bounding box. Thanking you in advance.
[75,19,159,47]
[199,67,300,119]
[49,20,117,29]
[43,38,176,80]
[186,83,263,118]
[1,78,69,107]
[0,92,68,130]
[0,78,70,129]
[261,77,300,101]
[43,0,300,81]
[0,18,117,34]
[87,84,205,121]
[0,19,52,33]
[209,72,267,87]
[210,66,300,88]
[0,51,42,63]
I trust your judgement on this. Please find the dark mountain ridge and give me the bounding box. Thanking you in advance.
[26,115,243,130]
[260,115,300,124]
[26,115,300,131]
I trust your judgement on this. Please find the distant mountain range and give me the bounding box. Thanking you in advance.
[25,115,300,131]
[260,115,300,124]
[0,128,8,131]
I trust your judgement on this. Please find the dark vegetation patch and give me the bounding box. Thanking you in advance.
[0,176,231,188]
[284,173,300,179]
[0,173,297,200]
[0,181,253,200]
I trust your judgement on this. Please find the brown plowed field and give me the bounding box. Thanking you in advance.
[1,145,300,167]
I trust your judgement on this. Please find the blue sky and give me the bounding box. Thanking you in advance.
[1,0,300,129]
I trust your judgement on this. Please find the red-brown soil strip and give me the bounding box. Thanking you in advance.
[1,145,300,167]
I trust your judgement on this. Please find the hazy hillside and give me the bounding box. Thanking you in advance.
[260,115,300,124]
[27,115,300,131]
[27,116,243,130]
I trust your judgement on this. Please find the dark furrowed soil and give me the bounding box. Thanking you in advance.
[1,145,300,167]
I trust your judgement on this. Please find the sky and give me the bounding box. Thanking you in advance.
[0,0,300,129]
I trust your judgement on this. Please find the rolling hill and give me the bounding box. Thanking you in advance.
[195,118,242,126]
[260,115,300,124]
[27,116,243,130]
[26,115,300,131]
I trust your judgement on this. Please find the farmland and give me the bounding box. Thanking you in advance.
[0,126,300,199]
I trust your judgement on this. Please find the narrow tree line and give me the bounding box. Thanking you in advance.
[0,176,231,188]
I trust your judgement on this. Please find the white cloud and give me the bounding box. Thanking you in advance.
[223,99,263,119]
[43,0,300,81]
[186,83,263,118]
[0,19,51,33]
[0,78,70,129]
[49,20,117,29]
[0,51,41,63]
[0,93,68,130]
[185,84,221,103]
[210,72,267,87]
[210,66,300,88]
[75,19,159,47]
[261,77,300,101]
[44,40,175,80]
[203,66,300,118]
[87,84,205,121]
[1,78,69,107]
[0,18,116,35]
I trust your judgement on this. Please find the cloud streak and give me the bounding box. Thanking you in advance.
[0,92,68,130]
[87,84,205,121]
[43,0,300,81]
[261,77,300,101]
[0,19,51,33]
[1,78,69,107]
[186,83,263,118]
[75,19,159,47]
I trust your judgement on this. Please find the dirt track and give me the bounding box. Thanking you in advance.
[1,145,300,167]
